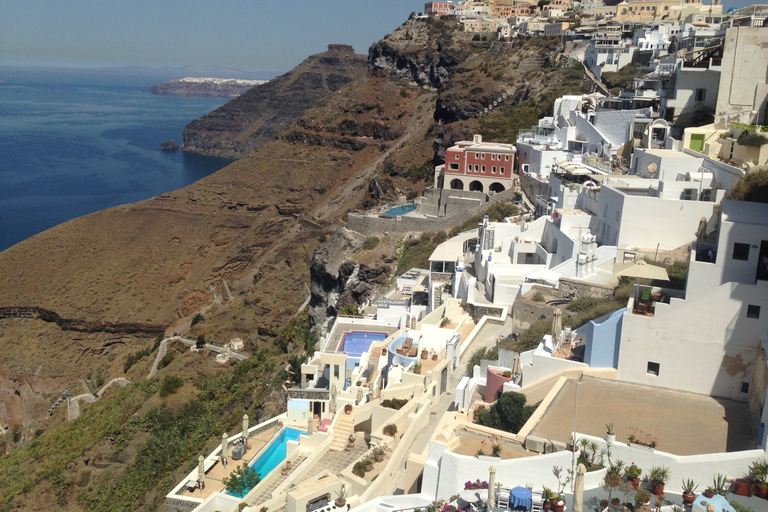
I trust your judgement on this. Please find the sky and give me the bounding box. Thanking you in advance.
[0,0,758,76]
[0,0,419,75]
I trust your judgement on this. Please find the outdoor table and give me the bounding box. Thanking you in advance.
[509,487,532,510]
[460,490,483,503]
[691,493,736,512]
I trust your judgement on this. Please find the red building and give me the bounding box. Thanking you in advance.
[425,1,455,16]
[438,135,517,193]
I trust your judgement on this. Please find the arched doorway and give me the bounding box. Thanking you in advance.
[450,178,464,190]
[469,181,483,192]
[489,182,505,193]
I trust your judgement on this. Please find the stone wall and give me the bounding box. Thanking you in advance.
[166,497,200,512]
[347,186,518,236]
[464,303,507,323]
[558,278,614,300]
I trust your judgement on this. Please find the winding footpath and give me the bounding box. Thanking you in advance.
[66,377,131,421]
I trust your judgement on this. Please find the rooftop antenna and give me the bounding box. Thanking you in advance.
[210,285,223,310]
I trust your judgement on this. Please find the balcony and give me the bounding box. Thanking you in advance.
[628,285,685,317]
[681,57,721,71]
[693,241,717,264]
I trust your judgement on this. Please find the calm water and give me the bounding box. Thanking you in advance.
[0,68,233,252]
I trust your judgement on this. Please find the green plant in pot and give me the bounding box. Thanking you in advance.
[634,488,651,506]
[335,484,347,507]
[649,466,670,495]
[542,487,557,511]
[750,458,768,498]
[681,479,698,504]
[606,422,615,445]
[625,463,642,489]
[712,474,729,496]
[550,495,565,512]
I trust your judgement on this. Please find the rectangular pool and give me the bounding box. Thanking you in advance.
[226,427,304,498]
[381,204,417,218]
[340,331,389,357]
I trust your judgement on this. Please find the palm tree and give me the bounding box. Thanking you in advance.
[288,354,307,385]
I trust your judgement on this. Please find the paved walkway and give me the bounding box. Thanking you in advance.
[384,316,512,495]
[67,377,130,421]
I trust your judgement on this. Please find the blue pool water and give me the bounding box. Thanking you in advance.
[340,331,388,357]
[381,203,417,218]
[226,427,304,498]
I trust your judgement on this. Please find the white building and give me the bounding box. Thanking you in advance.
[617,199,768,401]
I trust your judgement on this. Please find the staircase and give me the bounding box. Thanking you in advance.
[148,340,168,379]
[432,286,443,310]
[329,413,354,452]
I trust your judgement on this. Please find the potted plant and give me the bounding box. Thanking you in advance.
[335,484,347,508]
[365,455,374,472]
[421,350,428,359]
[703,486,716,499]
[599,499,609,511]
[344,403,353,415]
[286,460,292,470]
[751,459,768,498]
[635,488,651,507]
[712,473,729,496]
[732,477,753,497]
[550,496,565,512]
[649,466,670,495]
[606,422,615,445]
[413,362,422,374]
[383,423,397,437]
[490,436,502,457]
[610,497,621,511]
[381,348,387,355]
[374,446,386,462]
[542,487,556,511]
[681,479,698,504]
[625,463,642,489]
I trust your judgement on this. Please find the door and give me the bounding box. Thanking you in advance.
[689,134,704,152]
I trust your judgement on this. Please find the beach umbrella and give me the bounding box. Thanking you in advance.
[574,463,586,512]
[242,414,249,444]
[511,354,522,378]
[197,455,205,485]
[488,466,496,509]
[308,415,314,435]
[612,260,669,281]
[551,309,563,340]
[221,432,228,463]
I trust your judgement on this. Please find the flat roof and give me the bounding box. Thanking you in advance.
[529,376,755,455]
[429,231,477,262]
[640,148,698,158]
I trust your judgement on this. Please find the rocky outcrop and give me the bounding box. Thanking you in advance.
[159,139,180,150]
[181,44,367,158]
[0,307,168,334]
[308,228,387,336]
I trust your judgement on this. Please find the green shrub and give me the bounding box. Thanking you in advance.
[362,237,380,250]
[737,131,768,147]
[159,352,174,369]
[400,88,408,98]
[196,335,206,349]
[476,392,535,433]
[383,423,398,436]
[191,314,204,327]
[222,463,261,497]
[727,168,768,203]
[158,375,184,398]
[381,398,409,410]
[466,346,499,376]
[532,291,545,302]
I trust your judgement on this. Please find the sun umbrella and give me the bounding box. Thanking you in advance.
[574,463,586,512]
[612,260,669,281]
[197,455,205,485]
[511,354,522,378]
[488,466,496,509]
[221,432,228,463]
[242,414,249,442]
[551,308,563,340]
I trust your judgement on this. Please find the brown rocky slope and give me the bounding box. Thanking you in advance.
[181,44,368,158]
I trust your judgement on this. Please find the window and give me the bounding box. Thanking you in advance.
[647,362,660,376]
[492,166,497,174]
[747,305,761,318]
[695,88,706,102]
[500,167,505,174]
[449,163,459,170]
[505,155,510,161]
[741,381,751,394]
[482,165,486,173]
[481,153,486,159]
[492,154,496,160]
[733,243,750,261]
[475,153,479,159]
[455,154,460,159]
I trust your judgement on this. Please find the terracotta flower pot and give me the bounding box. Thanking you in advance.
[756,485,768,498]
[542,503,552,511]
[683,493,695,505]
[630,478,640,490]
[735,482,753,496]
[652,484,665,496]
[335,500,346,508]
[551,500,565,512]
[703,491,715,498]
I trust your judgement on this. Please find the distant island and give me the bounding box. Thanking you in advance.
[144,77,268,98]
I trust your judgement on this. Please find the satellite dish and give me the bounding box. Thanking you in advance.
[647,163,657,175]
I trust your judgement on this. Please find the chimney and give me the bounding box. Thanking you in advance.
[473,134,483,143]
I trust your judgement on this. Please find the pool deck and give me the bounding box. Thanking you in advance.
[182,428,277,500]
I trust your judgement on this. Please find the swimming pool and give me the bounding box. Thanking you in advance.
[340,331,389,357]
[381,204,418,218]
[226,427,304,498]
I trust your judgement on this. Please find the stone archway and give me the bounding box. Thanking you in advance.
[489,182,505,193]
[469,180,483,192]
[450,178,464,190]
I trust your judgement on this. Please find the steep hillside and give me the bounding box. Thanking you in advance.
[181,44,368,158]
[0,17,592,511]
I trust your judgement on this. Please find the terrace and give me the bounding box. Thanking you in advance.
[627,284,685,317]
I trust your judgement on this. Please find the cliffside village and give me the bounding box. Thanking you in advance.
[166,3,768,512]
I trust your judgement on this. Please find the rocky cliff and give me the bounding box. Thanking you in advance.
[181,44,368,158]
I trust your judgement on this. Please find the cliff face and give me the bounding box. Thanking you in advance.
[181,44,368,158]
[144,78,267,98]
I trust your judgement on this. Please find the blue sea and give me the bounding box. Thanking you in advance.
[0,68,233,252]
